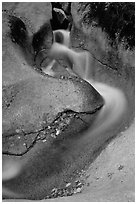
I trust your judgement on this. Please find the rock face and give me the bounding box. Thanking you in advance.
[2,2,52,33]
[71,2,135,77]
[2,3,104,199]
[70,2,135,124]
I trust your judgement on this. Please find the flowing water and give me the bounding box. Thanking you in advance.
[48,30,128,138]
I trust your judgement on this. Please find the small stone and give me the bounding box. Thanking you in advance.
[51,188,58,193]
[43,139,47,143]
[60,75,65,79]
[56,129,60,135]
[15,129,20,133]
[51,133,56,138]
[66,183,71,187]
[74,187,82,194]
[47,126,51,129]
[77,182,82,187]
[17,136,21,139]
[75,180,79,184]
[76,188,82,193]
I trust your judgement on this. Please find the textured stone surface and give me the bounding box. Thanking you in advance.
[2,2,52,33]
[2,3,104,199]
[2,2,134,201]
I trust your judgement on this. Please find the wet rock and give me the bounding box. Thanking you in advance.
[2,4,104,199]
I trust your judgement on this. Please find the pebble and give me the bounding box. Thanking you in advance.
[77,182,82,187]
[15,129,20,133]
[56,129,60,135]
[118,165,124,171]
[65,183,71,187]
[51,188,58,193]
[43,139,47,143]
[74,187,82,194]
[23,143,26,146]
[60,75,65,79]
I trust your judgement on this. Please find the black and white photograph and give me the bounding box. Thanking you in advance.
[2,1,135,202]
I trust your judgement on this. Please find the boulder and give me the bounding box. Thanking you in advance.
[2,5,104,199]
